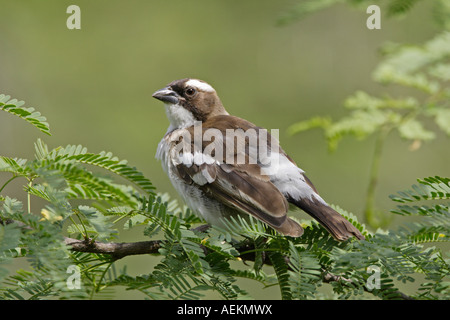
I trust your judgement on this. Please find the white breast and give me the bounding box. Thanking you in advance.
[156,132,232,227]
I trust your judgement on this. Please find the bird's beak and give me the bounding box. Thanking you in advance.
[152,86,180,105]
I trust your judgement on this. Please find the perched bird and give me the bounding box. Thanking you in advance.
[152,78,364,241]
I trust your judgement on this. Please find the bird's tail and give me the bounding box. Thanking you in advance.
[290,197,365,241]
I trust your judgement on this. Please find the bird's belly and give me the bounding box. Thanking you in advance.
[156,138,236,228]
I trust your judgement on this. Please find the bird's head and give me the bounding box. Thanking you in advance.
[152,78,228,129]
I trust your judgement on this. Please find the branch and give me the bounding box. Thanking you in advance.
[64,235,414,300]
[3,213,414,300]
[2,216,414,300]
[63,225,210,260]
[64,237,162,260]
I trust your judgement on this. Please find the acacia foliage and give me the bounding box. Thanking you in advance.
[288,30,450,151]
[0,95,448,300]
[286,1,450,230]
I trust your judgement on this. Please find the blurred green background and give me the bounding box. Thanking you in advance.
[0,0,448,299]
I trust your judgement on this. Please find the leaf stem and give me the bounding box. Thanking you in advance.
[364,126,391,228]
[72,209,90,240]
[0,174,19,193]
[27,178,33,214]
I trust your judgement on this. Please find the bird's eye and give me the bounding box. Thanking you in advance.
[185,87,197,97]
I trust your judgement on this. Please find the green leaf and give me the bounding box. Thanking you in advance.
[344,91,419,110]
[288,242,321,300]
[397,118,436,141]
[324,109,389,151]
[0,94,51,136]
[387,0,422,17]
[428,63,450,81]
[430,108,450,136]
[0,223,21,253]
[390,176,450,203]
[277,0,342,26]
[77,205,118,240]
[287,116,331,136]
[0,157,30,177]
[56,147,155,195]
[268,250,292,300]
[34,139,50,161]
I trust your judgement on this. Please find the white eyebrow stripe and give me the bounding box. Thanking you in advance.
[186,79,215,92]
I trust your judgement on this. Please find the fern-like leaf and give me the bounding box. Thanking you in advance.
[268,247,291,300]
[0,94,51,136]
[387,0,422,17]
[288,242,322,300]
[390,176,450,204]
[49,145,155,195]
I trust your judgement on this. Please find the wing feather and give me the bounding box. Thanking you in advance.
[170,117,303,236]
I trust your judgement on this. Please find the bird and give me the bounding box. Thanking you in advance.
[152,78,364,241]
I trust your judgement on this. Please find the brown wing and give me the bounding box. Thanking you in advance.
[175,161,303,237]
[171,116,303,237]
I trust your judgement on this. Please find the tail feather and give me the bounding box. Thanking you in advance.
[290,197,365,241]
